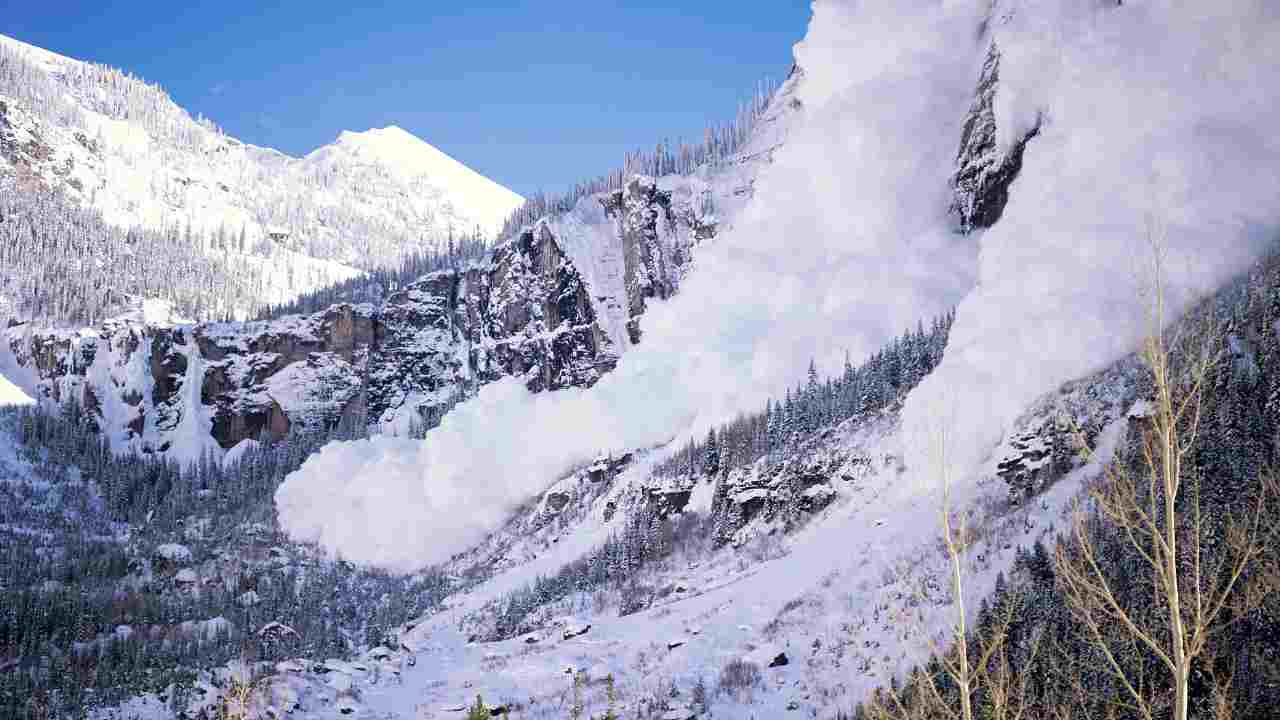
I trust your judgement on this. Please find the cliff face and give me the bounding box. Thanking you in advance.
[601,176,686,343]
[951,41,1041,232]
[1,189,697,455]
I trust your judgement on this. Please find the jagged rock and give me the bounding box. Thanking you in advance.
[588,452,633,482]
[951,42,1040,232]
[648,487,693,519]
[545,491,571,512]
[602,176,685,343]
[3,220,626,455]
[768,652,790,668]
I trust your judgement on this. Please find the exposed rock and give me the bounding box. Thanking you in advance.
[648,487,693,519]
[602,176,685,343]
[951,42,1041,232]
[588,452,633,482]
[545,491,571,512]
[3,219,627,455]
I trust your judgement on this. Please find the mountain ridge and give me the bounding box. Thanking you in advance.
[0,31,524,309]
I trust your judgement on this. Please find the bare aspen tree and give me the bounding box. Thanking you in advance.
[1054,245,1279,720]
[865,414,1040,720]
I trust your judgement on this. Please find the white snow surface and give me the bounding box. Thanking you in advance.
[0,33,523,314]
[307,126,524,238]
[900,0,1280,488]
[277,0,1280,572]
[342,410,1127,719]
[0,374,33,407]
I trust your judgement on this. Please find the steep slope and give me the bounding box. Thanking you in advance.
[0,61,798,465]
[255,0,1279,717]
[304,126,523,240]
[0,172,752,458]
[0,33,523,316]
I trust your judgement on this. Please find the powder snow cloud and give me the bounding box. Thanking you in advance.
[276,0,1280,571]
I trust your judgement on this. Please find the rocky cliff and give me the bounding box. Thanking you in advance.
[1,181,705,456]
[951,41,1041,232]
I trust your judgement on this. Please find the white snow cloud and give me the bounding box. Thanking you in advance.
[900,0,1280,489]
[276,0,1280,571]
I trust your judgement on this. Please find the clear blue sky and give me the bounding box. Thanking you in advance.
[7,1,811,198]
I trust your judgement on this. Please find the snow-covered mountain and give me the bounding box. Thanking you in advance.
[0,32,523,313]
[0,61,797,460]
[4,1,1280,719]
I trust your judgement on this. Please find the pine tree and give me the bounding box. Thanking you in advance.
[703,428,720,476]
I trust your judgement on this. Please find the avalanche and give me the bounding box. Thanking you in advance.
[276,0,1280,572]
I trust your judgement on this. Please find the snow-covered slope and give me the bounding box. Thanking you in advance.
[0,33,523,285]
[255,0,1280,715]
[0,374,32,406]
[305,126,523,239]
[275,0,1280,574]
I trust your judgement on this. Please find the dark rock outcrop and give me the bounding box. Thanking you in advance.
[4,220,627,453]
[951,42,1041,232]
[602,176,686,343]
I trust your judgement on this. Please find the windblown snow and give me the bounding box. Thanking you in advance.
[277,0,1280,571]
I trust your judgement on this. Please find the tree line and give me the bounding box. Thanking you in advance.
[0,181,267,325]
[255,228,490,320]
[499,76,781,239]
[484,309,955,643]
[851,250,1280,720]
[0,402,453,720]
[656,310,954,482]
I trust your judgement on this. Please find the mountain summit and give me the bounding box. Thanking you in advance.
[0,32,523,309]
[307,125,524,238]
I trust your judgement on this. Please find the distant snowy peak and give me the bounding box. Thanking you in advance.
[307,125,524,237]
[0,32,522,271]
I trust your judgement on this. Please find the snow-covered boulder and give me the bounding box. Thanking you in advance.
[155,543,192,563]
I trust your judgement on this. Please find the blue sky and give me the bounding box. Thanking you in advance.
[7,1,811,197]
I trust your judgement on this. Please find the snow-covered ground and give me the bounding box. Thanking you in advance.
[0,32,523,306]
[255,0,1280,716]
[255,391,1129,719]
[274,63,805,571]
[274,0,1280,580]
[0,373,33,406]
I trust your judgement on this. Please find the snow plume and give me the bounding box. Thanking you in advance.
[901,0,1280,490]
[276,0,1280,570]
[276,0,987,570]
